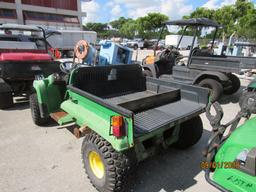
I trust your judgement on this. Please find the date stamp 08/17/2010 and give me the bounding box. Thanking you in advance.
[200,161,240,169]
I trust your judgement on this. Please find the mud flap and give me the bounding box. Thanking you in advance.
[0,78,13,109]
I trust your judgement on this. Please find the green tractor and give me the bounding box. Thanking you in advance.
[30,61,209,192]
[204,90,256,191]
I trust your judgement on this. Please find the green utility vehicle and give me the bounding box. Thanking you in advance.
[204,95,256,191]
[30,63,209,192]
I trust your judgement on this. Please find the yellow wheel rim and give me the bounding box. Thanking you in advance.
[88,151,105,179]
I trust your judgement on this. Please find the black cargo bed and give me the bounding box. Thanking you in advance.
[105,90,205,136]
[190,55,256,74]
[70,64,209,137]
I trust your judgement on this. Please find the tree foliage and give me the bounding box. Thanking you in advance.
[119,20,138,39]
[109,17,132,30]
[83,0,256,40]
[136,13,169,39]
[236,0,256,39]
[184,0,256,40]
[83,13,169,39]
[84,23,108,32]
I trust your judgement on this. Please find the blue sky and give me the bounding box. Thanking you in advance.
[81,0,256,23]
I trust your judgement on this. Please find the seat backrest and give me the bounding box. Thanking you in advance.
[71,64,146,98]
[192,48,213,57]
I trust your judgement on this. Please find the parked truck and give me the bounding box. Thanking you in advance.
[47,30,97,58]
[30,63,209,192]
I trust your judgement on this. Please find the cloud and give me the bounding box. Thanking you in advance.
[220,0,236,7]
[202,0,236,9]
[113,0,155,9]
[202,0,219,9]
[161,0,193,19]
[81,0,194,23]
[110,0,193,20]
[81,1,100,23]
[111,4,122,17]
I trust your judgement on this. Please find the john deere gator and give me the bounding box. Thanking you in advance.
[30,63,209,192]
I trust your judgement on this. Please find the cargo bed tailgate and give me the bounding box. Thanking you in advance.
[133,99,204,136]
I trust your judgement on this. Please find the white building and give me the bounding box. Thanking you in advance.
[0,0,90,30]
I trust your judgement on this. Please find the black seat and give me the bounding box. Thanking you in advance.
[192,48,213,57]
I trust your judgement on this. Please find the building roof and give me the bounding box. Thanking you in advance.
[164,18,220,27]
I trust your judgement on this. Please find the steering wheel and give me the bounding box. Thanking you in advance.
[60,61,76,74]
[191,47,200,56]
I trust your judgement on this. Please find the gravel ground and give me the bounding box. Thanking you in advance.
[0,50,252,192]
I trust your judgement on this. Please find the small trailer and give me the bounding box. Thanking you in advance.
[30,64,209,192]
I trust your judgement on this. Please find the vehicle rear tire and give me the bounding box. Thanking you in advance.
[199,79,223,102]
[0,91,13,109]
[82,132,137,192]
[173,116,203,149]
[224,74,241,95]
[143,70,153,77]
[29,93,49,126]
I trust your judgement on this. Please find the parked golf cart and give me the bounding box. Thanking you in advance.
[204,92,256,191]
[219,42,256,57]
[217,31,256,57]
[0,24,61,109]
[142,18,256,102]
[30,48,209,191]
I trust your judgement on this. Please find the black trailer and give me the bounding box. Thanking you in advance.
[0,24,61,109]
[142,18,256,102]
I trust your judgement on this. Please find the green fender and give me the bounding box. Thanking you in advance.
[33,74,66,116]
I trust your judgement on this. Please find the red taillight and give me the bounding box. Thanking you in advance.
[111,116,125,138]
[54,48,61,59]
[48,48,61,59]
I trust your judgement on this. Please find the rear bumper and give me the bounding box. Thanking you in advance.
[0,78,12,93]
[0,60,60,79]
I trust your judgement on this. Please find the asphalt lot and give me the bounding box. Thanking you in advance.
[0,50,252,192]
